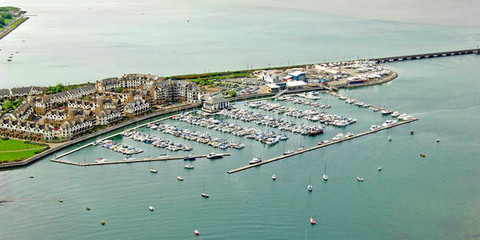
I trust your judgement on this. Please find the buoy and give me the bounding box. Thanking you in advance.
[86,207,91,211]
[420,154,426,158]
[436,139,440,143]
[410,130,414,135]
[101,220,105,225]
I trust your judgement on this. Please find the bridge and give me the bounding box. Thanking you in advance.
[371,48,479,63]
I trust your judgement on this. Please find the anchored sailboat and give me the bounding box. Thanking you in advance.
[322,163,328,181]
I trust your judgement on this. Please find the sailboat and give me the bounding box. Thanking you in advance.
[310,217,317,225]
[272,174,277,181]
[307,175,313,191]
[201,183,209,198]
[322,163,328,181]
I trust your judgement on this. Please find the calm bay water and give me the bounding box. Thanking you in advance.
[1,1,480,239]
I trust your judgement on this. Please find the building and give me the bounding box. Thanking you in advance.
[96,110,122,125]
[202,94,229,113]
[0,89,10,101]
[124,99,150,117]
[288,71,307,82]
[151,80,203,104]
[286,81,307,90]
[60,117,94,139]
[0,117,55,140]
[266,84,281,93]
[95,74,159,92]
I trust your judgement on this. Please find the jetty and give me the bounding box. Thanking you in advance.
[227,118,418,174]
[52,115,174,160]
[371,48,479,63]
[51,153,231,167]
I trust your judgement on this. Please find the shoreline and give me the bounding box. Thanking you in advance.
[0,17,28,40]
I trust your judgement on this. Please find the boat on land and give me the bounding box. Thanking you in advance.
[150,168,158,173]
[206,152,223,159]
[310,217,317,225]
[323,163,328,181]
[148,206,155,211]
[249,156,262,164]
[356,176,364,182]
[272,174,277,180]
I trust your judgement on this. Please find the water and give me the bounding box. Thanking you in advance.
[1,0,480,239]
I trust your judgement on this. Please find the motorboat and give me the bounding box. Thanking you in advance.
[391,111,401,117]
[370,125,381,131]
[184,164,194,169]
[206,152,223,159]
[297,92,322,100]
[194,230,200,235]
[310,217,317,225]
[177,176,184,181]
[272,174,277,180]
[308,127,324,136]
[150,168,158,173]
[356,176,364,182]
[382,120,398,127]
[184,154,196,161]
[307,184,313,191]
[332,133,345,141]
[388,136,393,141]
[279,134,289,140]
[380,109,392,116]
[249,156,262,165]
[283,149,296,155]
[148,206,155,211]
[378,166,383,171]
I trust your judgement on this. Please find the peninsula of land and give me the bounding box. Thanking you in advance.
[0,6,28,40]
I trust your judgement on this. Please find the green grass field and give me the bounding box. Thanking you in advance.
[0,139,48,162]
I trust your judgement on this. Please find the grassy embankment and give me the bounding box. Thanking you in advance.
[0,138,48,162]
[0,7,28,39]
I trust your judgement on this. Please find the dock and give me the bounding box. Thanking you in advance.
[227,118,418,174]
[52,115,174,160]
[51,153,231,166]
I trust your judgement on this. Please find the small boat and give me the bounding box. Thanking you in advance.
[58,198,64,203]
[436,138,440,143]
[387,136,393,141]
[308,128,324,136]
[96,158,106,163]
[249,156,262,165]
[184,154,196,161]
[283,149,296,155]
[307,184,313,191]
[148,206,155,211]
[310,217,316,225]
[356,176,364,182]
[380,109,392,116]
[206,152,223,159]
[420,154,426,158]
[201,183,209,198]
[184,164,194,169]
[177,176,184,181]
[194,229,200,235]
[391,111,401,117]
[378,166,383,171]
[322,163,328,181]
[150,168,158,173]
[272,174,277,180]
[410,130,415,135]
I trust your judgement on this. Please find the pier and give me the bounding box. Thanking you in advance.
[371,48,479,63]
[227,118,418,174]
[52,115,175,160]
[51,153,231,166]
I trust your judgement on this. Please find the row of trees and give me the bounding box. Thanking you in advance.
[0,13,13,28]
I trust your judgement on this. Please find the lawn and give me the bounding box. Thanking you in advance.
[0,139,48,162]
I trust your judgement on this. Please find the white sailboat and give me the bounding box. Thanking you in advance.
[322,163,328,181]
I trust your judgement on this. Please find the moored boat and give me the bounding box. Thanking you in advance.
[272,174,277,180]
[148,206,155,211]
[249,156,262,165]
[356,176,364,182]
[206,152,223,159]
[150,168,158,173]
[310,217,316,225]
[177,176,184,181]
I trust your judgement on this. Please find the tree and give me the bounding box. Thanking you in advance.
[0,17,5,27]
[115,87,123,93]
[227,91,237,98]
[1,13,12,19]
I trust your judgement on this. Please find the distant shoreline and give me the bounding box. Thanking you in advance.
[0,17,28,40]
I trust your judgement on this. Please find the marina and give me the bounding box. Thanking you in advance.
[227,117,418,174]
